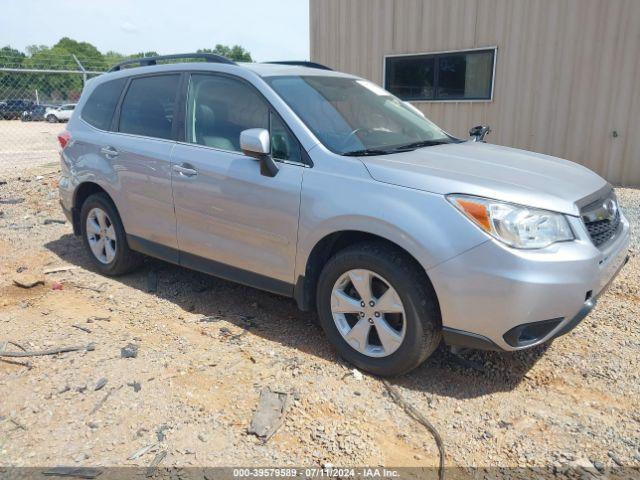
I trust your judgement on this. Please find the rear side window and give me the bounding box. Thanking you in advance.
[81,78,126,130]
[119,75,180,140]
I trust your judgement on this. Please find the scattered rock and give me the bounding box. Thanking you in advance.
[44,266,77,274]
[569,457,597,472]
[127,381,141,392]
[72,324,92,333]
[156,424,169,442]
[591,460,605,473]
[0,198,24,205]
[128,443,157,460]
[94,378,108,391]
[608,451,624,466]
[43,218,66,225]
[248,387,290,442]
[121,343,139,359]
[146,451,167,474]
[13,273,44,289]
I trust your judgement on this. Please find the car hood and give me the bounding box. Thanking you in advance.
[360,142,609,216]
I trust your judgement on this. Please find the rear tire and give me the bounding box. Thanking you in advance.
[46,114,57,123]
[316,242,441,376]
[80,193,142,276]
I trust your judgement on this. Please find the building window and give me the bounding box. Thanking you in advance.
[384,48,495,101]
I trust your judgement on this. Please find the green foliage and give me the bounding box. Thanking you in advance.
[0,39,253,102]
[103,51,126,69]
[197,44,252,62]
[127,51,161,60]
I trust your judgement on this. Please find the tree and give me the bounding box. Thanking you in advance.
[197,44,252,62]
[0,47,27,98]
[103,51,126,69]
[128,51,160,59]
[1,39,254,103]
[19,38,107,101]
[53,37,106,70]
[0,46,26,67]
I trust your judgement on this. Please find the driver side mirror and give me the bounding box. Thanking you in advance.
[240,128,279,177]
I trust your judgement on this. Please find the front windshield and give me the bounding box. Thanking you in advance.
[266,75,457,155]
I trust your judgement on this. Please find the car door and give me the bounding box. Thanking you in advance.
[105,73,181,255]
[170,73,304,293]
[59,104,75,120]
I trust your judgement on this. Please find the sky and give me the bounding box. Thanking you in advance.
[0,0,310,62]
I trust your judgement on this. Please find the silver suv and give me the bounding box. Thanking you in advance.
[58,54,630,376]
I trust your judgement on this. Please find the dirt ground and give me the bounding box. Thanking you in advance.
[0,120,63,176]
[0,152,639,478]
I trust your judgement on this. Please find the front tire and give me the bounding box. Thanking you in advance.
[46,114,57,123]
[80,193,142,276]
[316,242,441,376]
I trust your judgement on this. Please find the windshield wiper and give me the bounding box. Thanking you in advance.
[342,139,454,156]
[341,148,394,156]
[391,139,452,152]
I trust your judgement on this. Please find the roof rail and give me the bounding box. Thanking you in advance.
[263,61,333,71]
[109,53,237,72]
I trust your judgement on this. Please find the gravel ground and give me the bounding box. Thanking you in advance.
[0,163,638,478]
[0,121,64,176]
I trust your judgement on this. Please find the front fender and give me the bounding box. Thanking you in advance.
[294,166,489,287]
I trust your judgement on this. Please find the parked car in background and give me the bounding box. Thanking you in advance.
[1,99,34,120]
[58,54,630,376]
[21,104,48,122]
[45,104,76,123]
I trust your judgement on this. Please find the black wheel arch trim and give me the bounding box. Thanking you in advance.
[442,327,503,351]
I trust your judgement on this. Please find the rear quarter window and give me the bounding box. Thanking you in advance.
[81,78,127,130]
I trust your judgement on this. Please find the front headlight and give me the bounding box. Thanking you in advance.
[447,194,574,249]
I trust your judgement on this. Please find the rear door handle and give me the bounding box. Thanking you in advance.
[172,164,198,177]
[100,146,119,158]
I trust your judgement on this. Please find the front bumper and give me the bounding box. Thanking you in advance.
[429,212,631,351]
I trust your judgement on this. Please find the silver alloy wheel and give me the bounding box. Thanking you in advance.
[86,207,117,264]
[330,269,406,358]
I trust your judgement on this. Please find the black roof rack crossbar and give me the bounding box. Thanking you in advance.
[263,61,333,71]
[109,53,237,72]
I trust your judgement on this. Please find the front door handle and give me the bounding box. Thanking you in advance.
[100,146,119,158]
[172,164,198,177]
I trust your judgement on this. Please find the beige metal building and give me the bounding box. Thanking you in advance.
[310,0,640,185]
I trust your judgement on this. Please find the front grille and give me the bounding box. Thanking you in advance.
[581,192,621,248]
[585,212,620,247]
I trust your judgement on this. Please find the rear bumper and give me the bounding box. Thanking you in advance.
[430,212,631,352]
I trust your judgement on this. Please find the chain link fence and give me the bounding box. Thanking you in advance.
[0,52,105,176]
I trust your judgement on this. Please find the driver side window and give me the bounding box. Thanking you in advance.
[186,74,302,163]
[186,74,268,152]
